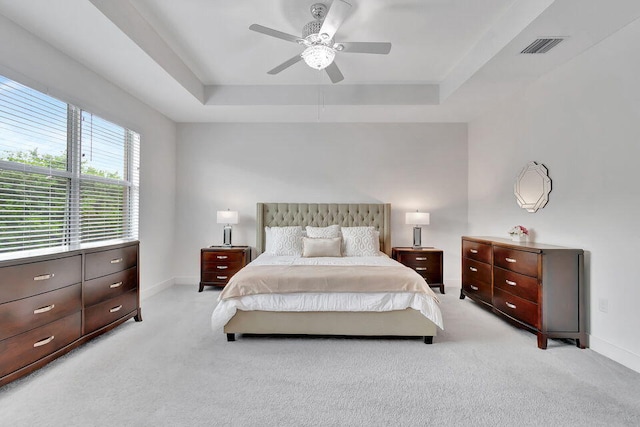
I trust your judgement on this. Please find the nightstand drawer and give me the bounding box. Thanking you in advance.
[493,267,538,303]
[201,271,239,285]
[202,251,245,263]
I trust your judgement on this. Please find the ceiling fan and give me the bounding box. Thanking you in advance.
[249,0,392,83]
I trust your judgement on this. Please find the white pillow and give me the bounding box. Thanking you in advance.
[302,237,342,257]
[306,224,341,238]
[265,226,303,256]
[341,226,380,257]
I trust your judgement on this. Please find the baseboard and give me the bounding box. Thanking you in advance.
[590,335,640,374]
[141,277,175,300]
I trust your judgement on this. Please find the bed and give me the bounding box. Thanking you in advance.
[211,203,443,343]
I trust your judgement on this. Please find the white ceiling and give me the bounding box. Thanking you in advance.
[1,0,640,123]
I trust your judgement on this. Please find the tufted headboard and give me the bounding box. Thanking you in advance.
[256,203,391,256]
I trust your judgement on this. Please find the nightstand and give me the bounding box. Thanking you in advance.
[199,246,250,292]
[392,247,445,294]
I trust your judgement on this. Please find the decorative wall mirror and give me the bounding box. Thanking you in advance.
[514,161,551,212]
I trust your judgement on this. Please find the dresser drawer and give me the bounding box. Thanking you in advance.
[462,280,492,304]
[493,288,539,329]
[0,312,81,378]
[0,284,82,341]
[494,267,538,303]
[0,256,82,304]
[202,251,246,264]
[84,267,137,307]
[462,258,491,284]
[85,245,138,280]
[493,246,539,277]
[84,290,138,334]
[462,240,492,264]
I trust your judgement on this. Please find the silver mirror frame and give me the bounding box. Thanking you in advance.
[514,161,551,213]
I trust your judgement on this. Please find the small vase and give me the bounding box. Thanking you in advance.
[511,234,526,242]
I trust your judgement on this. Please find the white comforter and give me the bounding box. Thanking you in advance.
[210,252,444,331]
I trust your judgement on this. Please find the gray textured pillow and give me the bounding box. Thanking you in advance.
[306,224,341,238]
[302,237,342,257]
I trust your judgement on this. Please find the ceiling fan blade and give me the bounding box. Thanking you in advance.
[319,0,352,40]
[267,55,303,75]
[325,62,344,84]
[249,24,303,44]
[339,42,392,54]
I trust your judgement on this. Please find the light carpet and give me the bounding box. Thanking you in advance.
[1,285,639,426]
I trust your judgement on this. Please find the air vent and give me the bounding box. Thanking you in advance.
[520,38,565,54]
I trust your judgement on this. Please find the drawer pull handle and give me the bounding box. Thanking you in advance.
[506,258,517,263]
[110,258,123,264]
[506,302,517,309]
[33,304,55,314]
[469,267,478,272]
[34,336,55,347]
[110,281,124,289]
[217,255,228,259]
[470,249,478,254]
[34,273,54,281]
[217,276,228,280]
[470,285,479,291]
[415,267,427,271]
[506,280,517,286]
[110,305,123,313]
[415,257,427,261]
[217,266,228,270]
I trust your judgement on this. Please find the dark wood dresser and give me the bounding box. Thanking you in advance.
[460,236,586,349]
[392,247,444,294]
[200,246,250,291]
[0,240,140,386]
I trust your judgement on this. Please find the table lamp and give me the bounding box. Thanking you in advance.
[405,211,430,248]
[216,209,238,246]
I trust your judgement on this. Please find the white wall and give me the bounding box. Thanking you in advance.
[175,123,468,287]
[468,18,640,371]
[0,15,178,297]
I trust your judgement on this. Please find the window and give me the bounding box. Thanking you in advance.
[0,75,139,254]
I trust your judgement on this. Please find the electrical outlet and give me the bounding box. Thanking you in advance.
[598,298,608,313]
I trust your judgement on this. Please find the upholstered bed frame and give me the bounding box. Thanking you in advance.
[223,203,438,343]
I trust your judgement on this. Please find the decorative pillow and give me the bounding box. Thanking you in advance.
[306,224,341,239]
[341,226,380,257]
[302,237,342,257]
[265,226,303,256]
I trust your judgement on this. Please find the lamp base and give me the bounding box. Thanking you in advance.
[412,226,422,248]
[223,225,232,246]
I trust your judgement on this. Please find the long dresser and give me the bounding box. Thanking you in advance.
[0,240,140,386]
[460,236,586,349]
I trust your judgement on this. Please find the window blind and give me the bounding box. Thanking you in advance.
[0,75,139,254]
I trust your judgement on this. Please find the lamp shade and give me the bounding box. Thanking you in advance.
[406,211,430,226]
[216,210,238,225]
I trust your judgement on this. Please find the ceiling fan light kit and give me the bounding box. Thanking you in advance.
[249,0,392,83]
